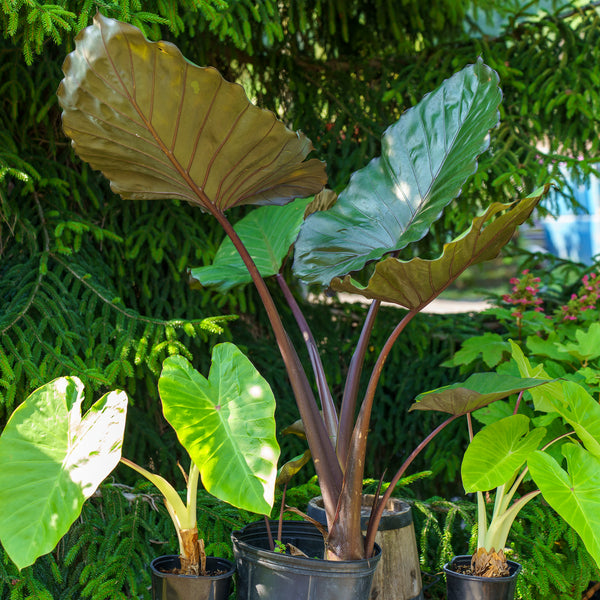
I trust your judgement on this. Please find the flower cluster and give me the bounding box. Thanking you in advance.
[502,269,544,320]
[555,272,600,322]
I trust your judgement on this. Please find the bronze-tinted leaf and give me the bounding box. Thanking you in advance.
[410,373,552,415]
[331,186,549,309]
[57,14,327,211]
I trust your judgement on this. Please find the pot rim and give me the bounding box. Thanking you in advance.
[150,554,236,580]
[231,520,382,569]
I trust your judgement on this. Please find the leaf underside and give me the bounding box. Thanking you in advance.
[332,189,547,309]
[58,13,327,212]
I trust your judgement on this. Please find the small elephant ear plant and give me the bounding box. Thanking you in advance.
[0,344,280,574]
[411,341,600,577]
[56,13,549,562]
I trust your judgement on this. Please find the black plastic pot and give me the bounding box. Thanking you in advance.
[231,520,381,600]
[307,495,423,600]
[444,555,522,600]
[150,555,235,600]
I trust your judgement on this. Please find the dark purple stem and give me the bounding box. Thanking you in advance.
[513,390,524,415]
[337,300,381,469]
[276,274,339,443]
[210,209,343,518]
[364,413,461,556]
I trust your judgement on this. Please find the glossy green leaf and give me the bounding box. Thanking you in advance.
[0,378,127,570]
[511,341,600,456]
[294,59,502,285]
[57,14,326,211]
[528,443,600,568]
[190,197,312,292]
[331,191,544,308]
[462,414,546,492]
[410,372,551,415]
[159,346,280,515]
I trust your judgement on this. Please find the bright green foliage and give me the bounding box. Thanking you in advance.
[0,0,283,65]
[190,198,313,293]
[0,378,127,570]
[159,349,280,515]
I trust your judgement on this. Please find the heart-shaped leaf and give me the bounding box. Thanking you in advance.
[0,378,127,570]
[528,443,600,568]
[462,414,546,492]
[190,197,312,292]
[293,58,502,285]
[410,373,551,415]
[159,346,280,515]
[331,190,545,308]
[58,14,326,212]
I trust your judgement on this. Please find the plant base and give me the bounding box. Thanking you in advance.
[307,495,423,600]
[444,555,522,600]
[231,520,381,600]
[150,555,235,600]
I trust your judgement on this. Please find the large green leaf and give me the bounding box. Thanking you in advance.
[409,372,551,415]
[462,414,546,492]
[57,14,326,211]
[159,346,280,515]
[528,443,600,568]
[331,191,544,308]
[190,197,312,292]
[0,378,127,570]
[293,58,501,285]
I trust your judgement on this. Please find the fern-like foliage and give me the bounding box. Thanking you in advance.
[0,0,284,64]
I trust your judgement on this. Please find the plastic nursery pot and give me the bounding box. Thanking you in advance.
[307,495,423,600]
[150,555,235,600]
[443,555,522,600]
[231,520,381,600]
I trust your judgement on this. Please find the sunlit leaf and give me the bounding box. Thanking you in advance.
[462,414,545,492]
[58,14,326,212]
[159,346,280,515]
[511,341,600,456]
[0,378,127,569]
[529,443,600,568]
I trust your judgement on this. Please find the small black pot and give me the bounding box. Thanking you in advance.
[231,520,381,600]
[150,554,235,600]
[443,555,522,600]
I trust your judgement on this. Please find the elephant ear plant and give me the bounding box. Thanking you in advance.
[0,344,280,574]
[57,14,548,562]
